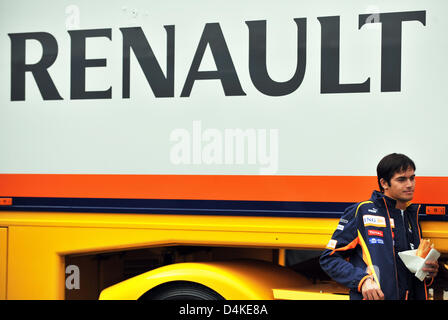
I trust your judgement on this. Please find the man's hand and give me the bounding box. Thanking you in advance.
[361,277,385,300]
[422,260,439,279]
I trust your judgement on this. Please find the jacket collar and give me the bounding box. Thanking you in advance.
[369,190,415,211]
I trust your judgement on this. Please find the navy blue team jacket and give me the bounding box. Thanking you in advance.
[320,191,428,300]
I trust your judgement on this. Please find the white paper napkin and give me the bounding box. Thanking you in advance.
[398,248,441,281]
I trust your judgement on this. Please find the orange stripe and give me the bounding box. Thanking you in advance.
[358,275,372,293]
[416,204,422,239]
[329,237,359,255]
[0,174,447,203]
[357,231,381,288]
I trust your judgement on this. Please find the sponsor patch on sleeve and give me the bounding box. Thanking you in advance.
[363,215,386,228]
[369,237,384,245]
[368,229,384,237]
[326,239,337,250]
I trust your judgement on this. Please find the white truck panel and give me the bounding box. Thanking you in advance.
[0,0,446,176]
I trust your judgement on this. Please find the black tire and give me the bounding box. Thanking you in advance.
[140,281,224,300]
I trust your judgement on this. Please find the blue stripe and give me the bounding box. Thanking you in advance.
[0,197,446,220]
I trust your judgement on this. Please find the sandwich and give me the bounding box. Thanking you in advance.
[416,239,433,259]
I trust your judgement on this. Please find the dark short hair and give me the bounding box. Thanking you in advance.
[377,153,416,192]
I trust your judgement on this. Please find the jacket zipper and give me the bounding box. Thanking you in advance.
[382,198,400,299]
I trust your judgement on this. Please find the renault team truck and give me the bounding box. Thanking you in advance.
[0,0,447,300]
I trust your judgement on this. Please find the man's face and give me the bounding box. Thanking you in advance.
[382,168,416,203]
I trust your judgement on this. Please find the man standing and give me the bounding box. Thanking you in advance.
[320,153,439,300]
